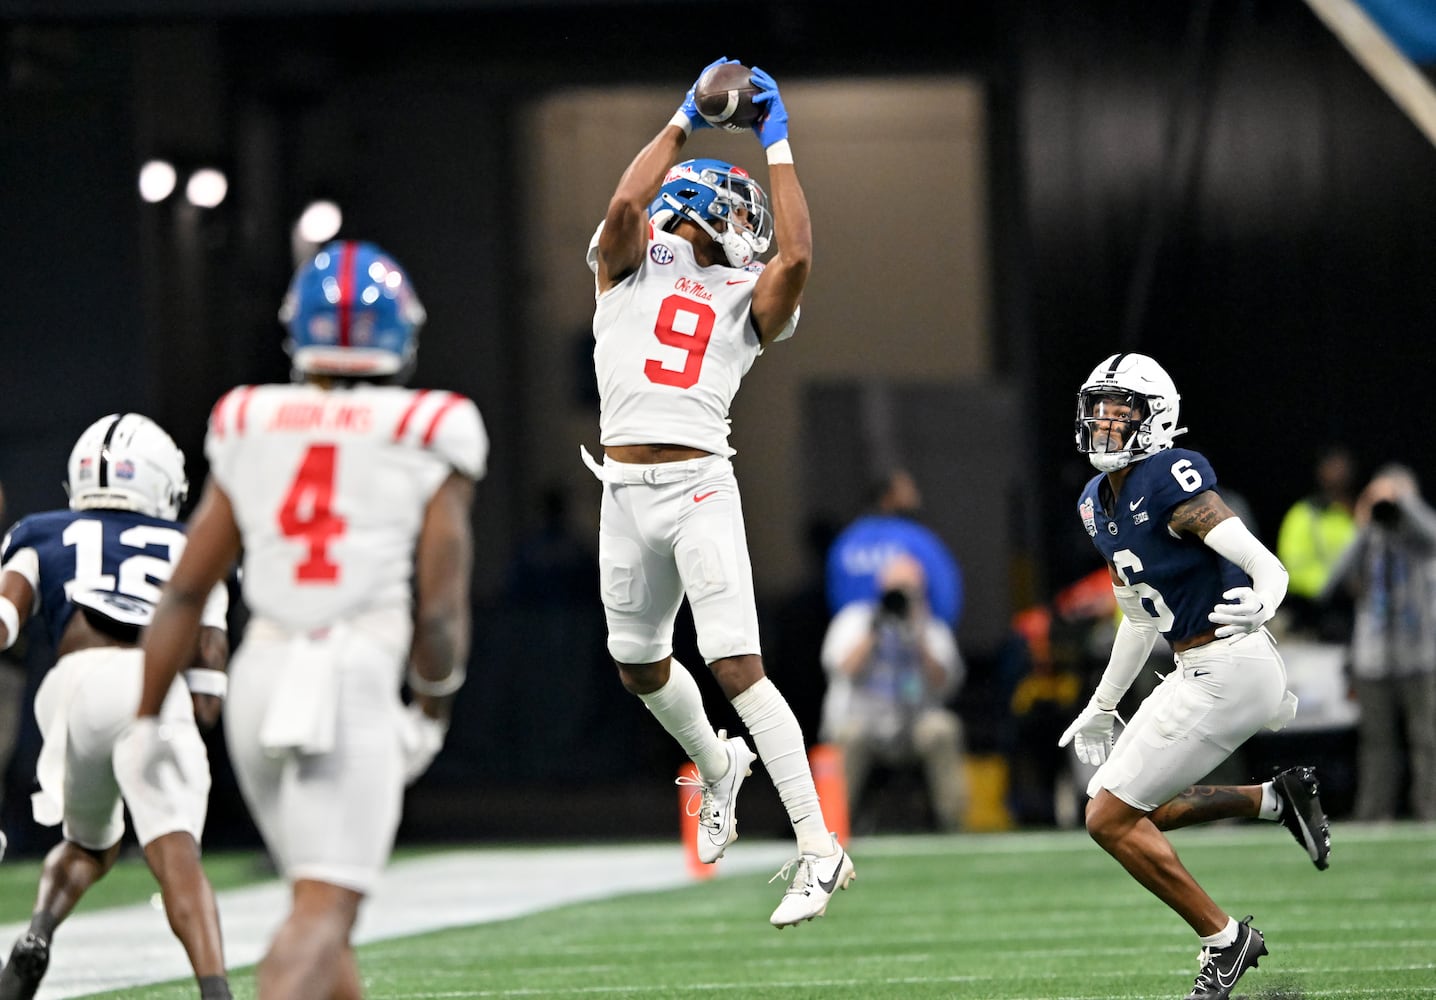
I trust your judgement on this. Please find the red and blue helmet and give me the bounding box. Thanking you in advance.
[280,240,426,379]
[648,158,772,267]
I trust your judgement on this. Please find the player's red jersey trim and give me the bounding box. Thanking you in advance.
[421,393,463,447]
[393,389,431,442]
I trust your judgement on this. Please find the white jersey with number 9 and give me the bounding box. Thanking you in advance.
[205,383,487,631]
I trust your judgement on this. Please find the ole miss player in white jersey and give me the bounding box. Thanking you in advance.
[584,58,853,928]
[0,413,233,1000]
[128,240,487,1000]
[1060,353,1332,1000]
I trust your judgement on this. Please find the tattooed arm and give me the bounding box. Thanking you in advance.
[1168,490,1239,540]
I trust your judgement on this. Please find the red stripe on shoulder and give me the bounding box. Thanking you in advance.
[393,389,432,442]
[421,393,464,447]
[210,386,252,439]
[234,386,255,435]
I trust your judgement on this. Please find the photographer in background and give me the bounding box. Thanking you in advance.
[1323,463,1436,820]
[819,553,967,832]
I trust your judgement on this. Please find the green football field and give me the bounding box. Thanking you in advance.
[2,823,1433,999]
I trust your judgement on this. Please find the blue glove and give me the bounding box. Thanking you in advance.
[750,66,789,148]
[675,56,739,132]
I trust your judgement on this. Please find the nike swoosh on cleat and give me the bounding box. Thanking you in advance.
[693,491,718,502]
[816,851,847,894]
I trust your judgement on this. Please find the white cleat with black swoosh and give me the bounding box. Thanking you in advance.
[768,833,855,928]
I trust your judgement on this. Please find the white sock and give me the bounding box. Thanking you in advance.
[1200,917,1238,949]
[731,676,831,855]
[637,659,728,780]
[1258,781,1281,821]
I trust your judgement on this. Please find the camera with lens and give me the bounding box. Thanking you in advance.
[1371,498,1402,528]
[879,587,911,620]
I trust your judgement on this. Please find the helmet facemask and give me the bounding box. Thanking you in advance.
[1075,353,1186,473]
[650,160,773,267]
[1077,391,1150,472]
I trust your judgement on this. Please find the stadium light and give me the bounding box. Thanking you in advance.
[296,200,343,244]
[185,168,228,209]
[138,160,177,203]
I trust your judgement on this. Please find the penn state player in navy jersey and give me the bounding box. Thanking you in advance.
[0,414,232,1000]
[1058,354,1332,1000]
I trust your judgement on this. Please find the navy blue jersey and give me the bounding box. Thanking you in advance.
[1077,448,1248,645]
[0,508,190,650]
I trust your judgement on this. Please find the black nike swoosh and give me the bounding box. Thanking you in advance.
[816,850,847,894]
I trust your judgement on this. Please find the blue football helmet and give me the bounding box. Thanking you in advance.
[280,240,426,379]
[648,158,773,267]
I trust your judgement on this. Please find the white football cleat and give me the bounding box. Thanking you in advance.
[768,833,855,928]
[675,730,758,864]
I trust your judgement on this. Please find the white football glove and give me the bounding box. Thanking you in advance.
[398,702,449,786]
[1207,586,1271,638]
[112,717,186,806]
[1058,698,1121,766]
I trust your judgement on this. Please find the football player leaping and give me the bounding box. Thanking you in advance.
[583,57,854,927]
[126,241,487,1000]
[1060,352,1332,1000]
[0,414,233,1000]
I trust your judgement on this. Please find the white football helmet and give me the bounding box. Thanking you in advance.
[66,413,188,520]
[1075,353,1187,473]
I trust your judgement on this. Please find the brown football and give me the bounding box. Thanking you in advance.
[694,62,762,132]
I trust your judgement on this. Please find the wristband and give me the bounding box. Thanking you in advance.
[0,595,20,651]
[668,111,694,136]
[765,139,793,165]
[408,664,466,698]
[184,668,228,698]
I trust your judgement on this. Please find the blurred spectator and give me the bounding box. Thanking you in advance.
[1322,463,1436,820]
[820,553,967,832]
[1003,569,1113,827]
[1278,446,1358,639]
[825,467,963,627]
[504,483,597,607]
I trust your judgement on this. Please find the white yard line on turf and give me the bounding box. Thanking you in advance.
[3,841,795,1000]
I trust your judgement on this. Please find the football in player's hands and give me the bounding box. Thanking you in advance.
[694,62,762,131]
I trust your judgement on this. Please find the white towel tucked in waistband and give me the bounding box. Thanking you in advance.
[258,629,342,756]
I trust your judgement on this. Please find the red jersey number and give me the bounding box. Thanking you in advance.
[278,444,346,583]
[644,294,715,389]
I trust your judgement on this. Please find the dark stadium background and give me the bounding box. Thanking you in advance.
[3,0,1433,853]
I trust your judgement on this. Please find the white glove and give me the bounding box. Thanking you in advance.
[398,702,448,786]
[1058,698,1121,766]
[112,717,185,807]
[1208,586,1271,638]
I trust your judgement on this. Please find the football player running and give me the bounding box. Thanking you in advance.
[583,57,854,927]
[126,241,487,1000]
[0,414,233,1000]
[1060,353,1332,1000]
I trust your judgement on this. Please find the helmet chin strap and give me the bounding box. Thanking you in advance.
[661,194,757,268]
